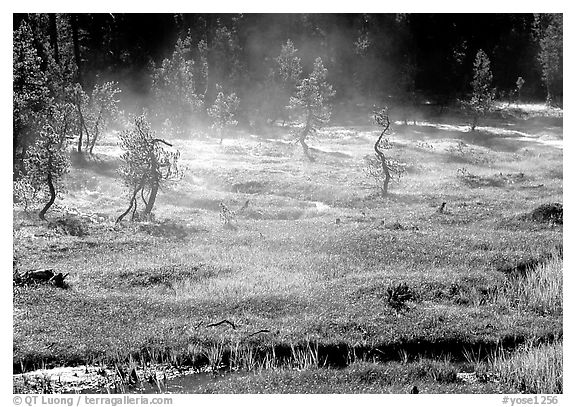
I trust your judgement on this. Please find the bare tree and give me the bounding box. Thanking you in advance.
[366,108,406,196]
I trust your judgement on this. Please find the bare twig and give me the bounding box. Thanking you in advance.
[152,138,173,147]
[243,329,271,340]
[206,320,236,330]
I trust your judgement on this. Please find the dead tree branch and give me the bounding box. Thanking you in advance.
[206,319,236,329]
[243,329,271,340]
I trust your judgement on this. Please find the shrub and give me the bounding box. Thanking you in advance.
[525,203,563,225]
[386,282,414,310]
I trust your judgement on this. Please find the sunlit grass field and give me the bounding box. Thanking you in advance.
[13,106,563,393]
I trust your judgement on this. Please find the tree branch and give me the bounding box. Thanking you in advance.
[206,319,236,329]
[243,329,271,339]
[152,138,173,147]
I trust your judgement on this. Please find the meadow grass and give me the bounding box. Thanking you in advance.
[191,359,507,393]
[13,106,562,392]
[505,250,562,315]
[488,340,562,394]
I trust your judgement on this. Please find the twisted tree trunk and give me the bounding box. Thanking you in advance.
[374,112,391,196]
[300,109,315,162]
[143,182,158,216]
[75,93,93,153]
[142,138,172,216]
[39,172,56,220]
[88,110,102,154]
[116,185,141,224]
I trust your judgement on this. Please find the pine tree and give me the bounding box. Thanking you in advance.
[468,49,495,131]
[151,35,203,136]
[24,125,70,220]
[276,40,303,89]
[289,57,335,161]
[117,115,182,223]
[208,86,240,144]
[267,39,303,125]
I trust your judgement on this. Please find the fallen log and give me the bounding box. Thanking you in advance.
[17,268,69,288]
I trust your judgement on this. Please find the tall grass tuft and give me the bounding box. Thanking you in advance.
[507,251,562,315]
[290,342,326,370]
[490,341,562,394]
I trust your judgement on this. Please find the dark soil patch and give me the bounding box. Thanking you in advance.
[522,203,562,225]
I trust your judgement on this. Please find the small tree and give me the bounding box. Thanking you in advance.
[72,82,121,154]
[288,57,335,162]
[208,86,240,144]
[515,76,525,104]
[86,81,121,154]
[271,39,303,124]
[366,108,406,196]
[116,115,181,223]
[467,50,495,131]
[151,35,203,136]
[23,125,70,220]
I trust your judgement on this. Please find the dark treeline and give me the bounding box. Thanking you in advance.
[14,13,562,101]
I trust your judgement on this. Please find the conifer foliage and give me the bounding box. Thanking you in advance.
[208,86,240,144]
[117,115,181,223]
[468,49,495,131]
[24,125,70,220]
[289,57,335,161]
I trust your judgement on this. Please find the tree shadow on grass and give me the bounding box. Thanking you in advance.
[399,124,555,153]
